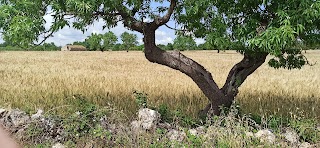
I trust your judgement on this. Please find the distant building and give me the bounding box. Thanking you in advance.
[61,45,87,51]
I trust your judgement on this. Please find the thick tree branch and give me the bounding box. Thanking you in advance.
[201,22,269,115]
[221,52,268,101]
[153,0,176,28]
[93,11,121,17]
[33,30,55,46]
[197,52,268,116]
[164,24,188,32]
[117,7,144,33]
[91,7,144,33]
[219,22,269,98]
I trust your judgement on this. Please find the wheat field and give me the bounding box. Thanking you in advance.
[0,50,319,119]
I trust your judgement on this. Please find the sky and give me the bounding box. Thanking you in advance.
[0,3,205,46]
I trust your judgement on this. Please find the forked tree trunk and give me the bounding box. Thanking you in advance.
[116,0,268,116]
[142,25,268,116]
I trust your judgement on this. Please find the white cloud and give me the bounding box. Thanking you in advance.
[155,30,174,45]
[195,38,205,45]
[0,30,4,43]
[143,18,153,23]
[138,39,143,45]
[38,15,143,46]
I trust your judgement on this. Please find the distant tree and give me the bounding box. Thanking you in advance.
[157,44,166,49]
[35,42,58,51]
[0,42,6,47]
[73,41,88,47]
[205,33,231,52]
[112,43,122,51]
[120,32,138,50]
[0,41,15,47]
[85,33,102,51]
[197,43,210,50]
[102,31,117,51]
[0,41,22,50]
[42,42,60,51]
[131,44,144,51]
[137,44,144,51]
[165,43,174,50]
[158,43,174,51]
[173,35,197,50]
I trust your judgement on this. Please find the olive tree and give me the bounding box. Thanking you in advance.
[0,0,319,115]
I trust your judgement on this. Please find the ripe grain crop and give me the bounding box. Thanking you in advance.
[0,50,319,119]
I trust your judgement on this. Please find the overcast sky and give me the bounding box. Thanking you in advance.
[0,14,205,46]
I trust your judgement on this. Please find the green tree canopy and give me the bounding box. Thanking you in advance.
[34,42,60,51]
[112,43,122,51]
[0,0,319,115]
[73,41,88,47]
[177,0,320,69]
[166,43,174,50]
[120,32,138,50]
[173,35,197,50]
[102,31,117,50]
[197,42,210,50]
[85,33,102,51]
[205,33,231,50]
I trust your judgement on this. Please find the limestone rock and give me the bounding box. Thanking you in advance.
[166,129,186,142]
[8,109,30,126]
[0,108,7,123]
[282,128,299,144]
[299,142,312,148]
[189,126,205,137]
[0,108,6,115]
[31,109,44,120]
[138,108,160,131]
[131,108,161,133]
[52,143,65,148]
[158,122,171,129]
[246,132,254,137]
[254,129,276,144]
[131,120,142,133]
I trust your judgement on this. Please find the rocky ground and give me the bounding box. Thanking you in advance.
[0,107,319,147]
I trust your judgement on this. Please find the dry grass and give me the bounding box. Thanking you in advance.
[0,50,319,119]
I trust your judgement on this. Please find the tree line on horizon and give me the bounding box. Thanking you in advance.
[0,42,61,51]
[72,31,210,51]
[1,31,319,51]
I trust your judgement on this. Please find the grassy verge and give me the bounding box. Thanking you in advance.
[12,94,319,147]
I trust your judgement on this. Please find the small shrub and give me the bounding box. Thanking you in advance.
[290,119,320,143]
[133,91,148,108]
[263,115,289,132]
[157,104,173,123]
[62,95,116,143]
[172,109,199,128]
[215,138,231,148]
[185,130,203,147]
